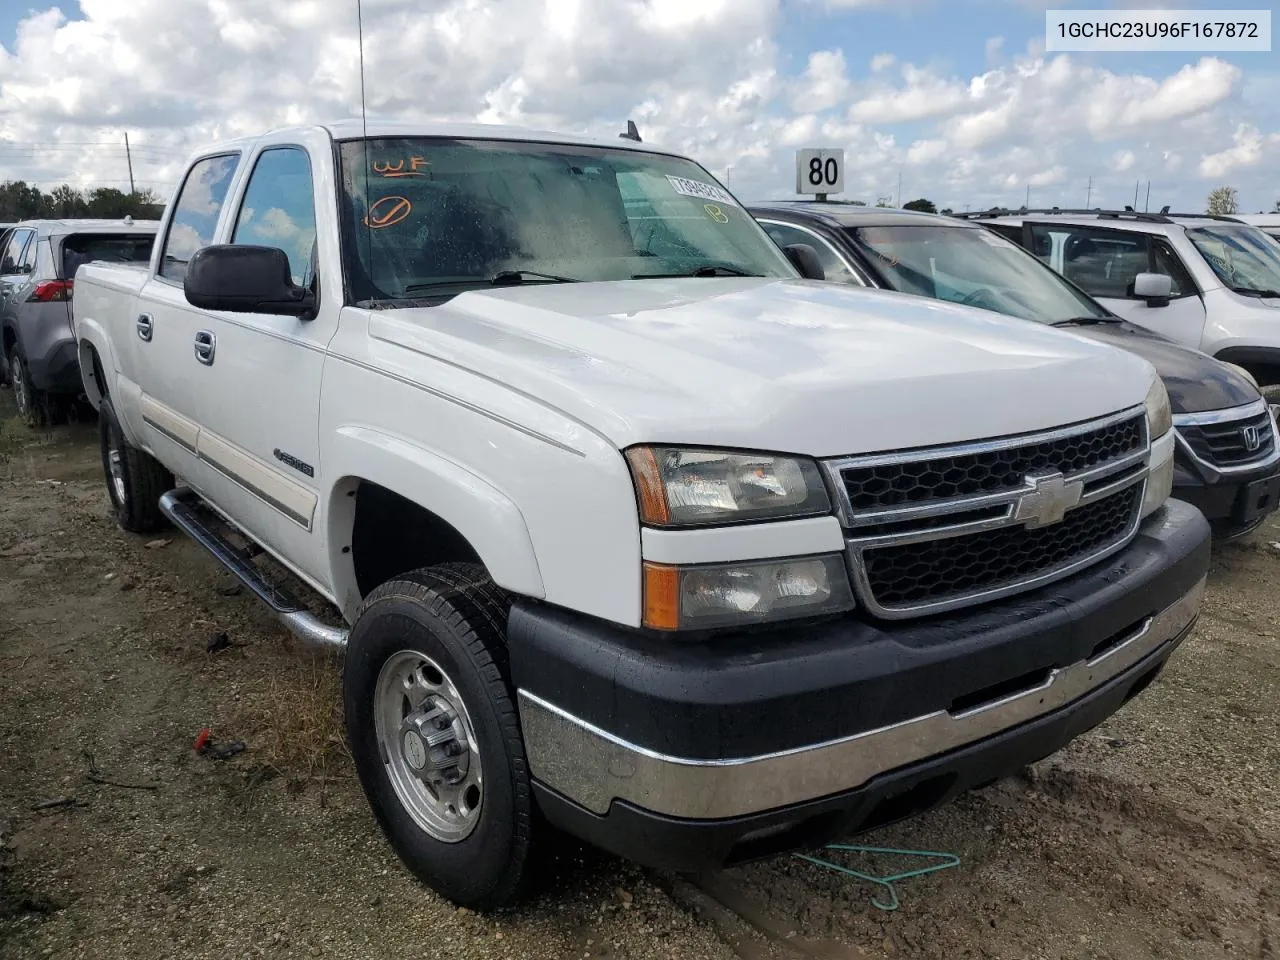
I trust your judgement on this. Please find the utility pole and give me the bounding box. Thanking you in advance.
[725,165,732,188]
[124,132,136,195]
[1134,179,1140,209]
[1025,183,1030,209]
[1085,175,1093,208]
[896,170,902,208]
[1144,181,1151,212]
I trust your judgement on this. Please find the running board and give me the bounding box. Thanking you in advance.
[158,487,348,650]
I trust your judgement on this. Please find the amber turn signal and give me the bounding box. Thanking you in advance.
[642,562,680,631]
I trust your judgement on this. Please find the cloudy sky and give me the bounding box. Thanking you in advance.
[0,0,1276,214]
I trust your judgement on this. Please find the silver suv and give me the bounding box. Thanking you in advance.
[1,218,158,424]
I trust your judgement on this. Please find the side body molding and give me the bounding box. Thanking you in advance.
[325,425,545,618]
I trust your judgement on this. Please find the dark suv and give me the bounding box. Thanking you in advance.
[1,218,157,424]
[749,201,1280,539]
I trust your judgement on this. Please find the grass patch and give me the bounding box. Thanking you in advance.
[233,653,352,793]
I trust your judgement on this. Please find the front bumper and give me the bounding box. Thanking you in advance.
[509,499,1210,871]
[1172,412,1280,538]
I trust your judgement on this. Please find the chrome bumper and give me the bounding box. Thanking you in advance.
[517,576,1204,820]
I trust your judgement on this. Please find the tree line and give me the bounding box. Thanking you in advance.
[0,181,164,223]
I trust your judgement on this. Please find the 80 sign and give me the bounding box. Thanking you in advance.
[795,148,844,195]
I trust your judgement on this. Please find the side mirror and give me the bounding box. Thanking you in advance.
[783,243,826,281]
[1132,272,1172,307]
[184,245,316,319]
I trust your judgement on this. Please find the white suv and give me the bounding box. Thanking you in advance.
[1237,214,1280,244]
[972,210,1280,399]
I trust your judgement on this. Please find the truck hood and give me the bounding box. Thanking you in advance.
[1054,320,1259,414]
[366,278,1156,458]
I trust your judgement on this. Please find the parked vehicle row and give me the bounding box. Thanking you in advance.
[750,202,1280,539]
[69,121,1211,909]
[0,217,159,423]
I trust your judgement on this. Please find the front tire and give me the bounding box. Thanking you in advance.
[99,396,173,533]
[343,563,535,910]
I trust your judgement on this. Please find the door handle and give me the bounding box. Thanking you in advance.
[136,314,153,342]
[194,330,216,366]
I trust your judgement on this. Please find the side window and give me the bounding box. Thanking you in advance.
[231,147,318,288]
[1034,225,1146,299]
[18,232,38,273]
[159,154,240,282]
[760,221,860,284]
[1151,239,1195,298]
[3,229,33,274]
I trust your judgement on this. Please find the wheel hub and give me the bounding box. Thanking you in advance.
[374,650,484,843]
[107,447,127,505]
[399,700,471,786]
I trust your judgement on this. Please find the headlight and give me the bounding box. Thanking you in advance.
[1142,441,1175,519]
[1145,377,1172,439]
[1222,361,1260,390]
[625,446,831,526]
[642,555,855,630]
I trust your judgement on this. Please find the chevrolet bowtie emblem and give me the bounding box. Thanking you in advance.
[1013,471,1084,528]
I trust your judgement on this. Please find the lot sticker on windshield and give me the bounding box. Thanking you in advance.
[666,175,736,206]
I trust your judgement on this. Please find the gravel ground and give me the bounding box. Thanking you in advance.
[1,394,1277,960]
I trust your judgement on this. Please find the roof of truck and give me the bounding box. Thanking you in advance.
[196,120,682,159]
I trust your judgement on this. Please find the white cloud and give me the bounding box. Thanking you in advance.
[0,0,1272,215]
[791,50,850,113]
[849,66,969,124]
[1198,123,1269,178]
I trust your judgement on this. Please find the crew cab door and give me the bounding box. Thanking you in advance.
[1022,220,1208,348]
[184,140,333,591]
[133,153,242,484]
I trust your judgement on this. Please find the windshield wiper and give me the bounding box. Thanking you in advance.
[1051,316,1123,327]
[489,270,579,285]
[1229,286,1280,298]
[632,264,763,279]
[403,271,579,294]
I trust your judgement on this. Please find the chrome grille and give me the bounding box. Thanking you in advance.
[824,407,1149,619]
[1175,401,1277,469]
[840,414,1144,511]
[862,485,1141,610]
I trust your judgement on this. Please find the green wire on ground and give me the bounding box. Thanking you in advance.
[792,844,962,911]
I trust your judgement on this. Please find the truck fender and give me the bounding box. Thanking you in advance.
[325,425,545,617]
[73,316,118,410]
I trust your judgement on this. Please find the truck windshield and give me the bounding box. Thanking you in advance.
[1186,225,1280,297]
[337,138,796,304]
[845,224,1111,324]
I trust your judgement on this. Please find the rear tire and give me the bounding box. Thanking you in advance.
[343,563,536,910]
[99,396,173,533]
[10,346,51,428]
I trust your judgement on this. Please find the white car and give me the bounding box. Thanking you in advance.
[71,122,1209,909]
[971,209,1280,401]
[1236,213,1280,244]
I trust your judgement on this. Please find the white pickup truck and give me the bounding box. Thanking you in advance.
[72,121,1210,909]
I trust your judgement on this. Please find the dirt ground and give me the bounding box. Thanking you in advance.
[1,392,1277,960]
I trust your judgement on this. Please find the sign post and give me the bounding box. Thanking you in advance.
[795,148,844,201]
